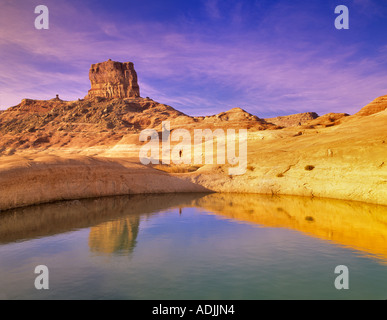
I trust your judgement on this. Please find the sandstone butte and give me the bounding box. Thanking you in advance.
[0,59,386,211]
[85,59,140,99]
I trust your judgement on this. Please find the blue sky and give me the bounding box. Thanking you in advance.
[1,0,387,117]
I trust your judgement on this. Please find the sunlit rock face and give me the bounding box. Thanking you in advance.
[355,95,387,116]
[85,59,140,99]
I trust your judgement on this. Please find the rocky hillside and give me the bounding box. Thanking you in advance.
[355,95,387,116]
[264,112,319,127]
[1,59,386,156]
[194,107,276,130]
[0,96,188,154]
[0,60,283,155]
[0,97,281,155]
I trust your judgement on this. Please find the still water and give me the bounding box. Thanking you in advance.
[0,193,387,300]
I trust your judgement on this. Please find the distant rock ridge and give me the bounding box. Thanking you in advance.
[197,107,265,122]
[264,112,319,127]
[355,95,387,116]
[85,59,140,99]
[193,107,278,130]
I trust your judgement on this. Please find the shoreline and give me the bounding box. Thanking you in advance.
[0,153,386,212]
[0,155,210,211]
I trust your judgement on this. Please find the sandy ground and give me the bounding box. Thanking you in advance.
[0,110,386,211]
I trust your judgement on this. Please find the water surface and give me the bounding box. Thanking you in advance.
[0,193,387,300]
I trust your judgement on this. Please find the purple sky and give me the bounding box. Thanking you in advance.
[1,0,387,117]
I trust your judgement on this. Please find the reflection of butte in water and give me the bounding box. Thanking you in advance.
[0,193,205,245]
[88,216,140,255]
[193,194,387,263]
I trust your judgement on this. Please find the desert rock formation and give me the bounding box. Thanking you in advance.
[85,59,140,99]
[355,95,387,116]
[265,112,319,127]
